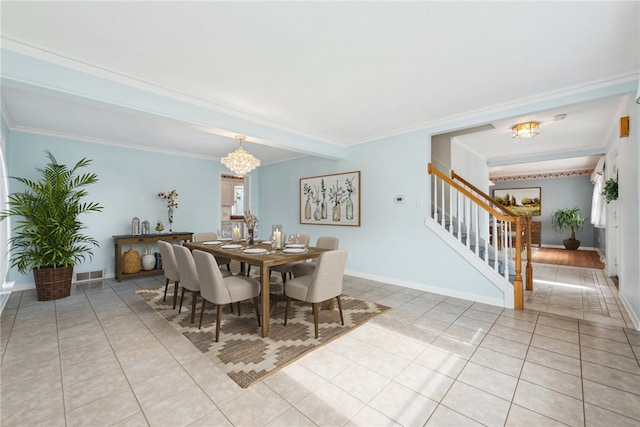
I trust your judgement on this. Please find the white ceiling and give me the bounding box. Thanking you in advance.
[1,2,639,172]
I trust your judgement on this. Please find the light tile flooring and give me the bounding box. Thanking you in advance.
[1,263,639,427]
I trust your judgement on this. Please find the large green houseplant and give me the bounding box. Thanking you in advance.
[0,151,103,300]
[551,207,586,250]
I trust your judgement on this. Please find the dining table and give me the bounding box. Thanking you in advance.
[184,240,329,338]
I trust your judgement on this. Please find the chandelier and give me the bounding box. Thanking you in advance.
[221,135,260,176]
[512,121,540,139]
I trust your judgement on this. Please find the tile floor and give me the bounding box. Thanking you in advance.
[1,263,639,427]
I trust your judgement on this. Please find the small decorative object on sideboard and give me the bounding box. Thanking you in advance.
[141,246,156,270]
[141,220,150,235]
[122,247,141,274]
[155,221,165,233]
[132,216,141,236]
[157,189,179,232]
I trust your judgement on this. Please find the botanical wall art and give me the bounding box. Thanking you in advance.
[300,171,360,226]
[493,187,541,216]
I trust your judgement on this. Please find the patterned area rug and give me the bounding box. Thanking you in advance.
[135,286,389,388]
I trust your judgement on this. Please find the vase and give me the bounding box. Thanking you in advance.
[168,209,174,232]
[141,254,156,270]
[346,194,354,220]
[321,196,327,219]
[332,202,341,221]
[248,228,255,246]
[314,204,321,220]
[304,200,311,219]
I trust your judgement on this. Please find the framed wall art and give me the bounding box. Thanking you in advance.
[493,187,541,216]
[300,171,360,226]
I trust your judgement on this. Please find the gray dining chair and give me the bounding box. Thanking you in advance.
[284,249,348,338]
[193,231,232,272]
[291,236,339,278]
[157,240,180,309]
[173,244,201,324]
[271,233,311,284]
[193,249,261,340]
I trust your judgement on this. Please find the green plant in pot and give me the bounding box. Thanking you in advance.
[551,207,586,251]
[601,178,618,203]
[0,151,103,301]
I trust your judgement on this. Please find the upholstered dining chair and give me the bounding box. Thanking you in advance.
[284,249,348,338]
[192,249,261,340]
[173,244,201,324]
[291,236,339,278]
[193,232,232,272]
[271,233,311,284]
[157,240,180,309]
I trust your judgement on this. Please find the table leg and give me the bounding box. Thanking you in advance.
[260,266,270,337]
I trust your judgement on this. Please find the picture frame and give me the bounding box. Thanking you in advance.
[492,187,541,216]
[300,171,360,226]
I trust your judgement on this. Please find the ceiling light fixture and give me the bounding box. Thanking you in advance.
[512,121,540,139]
[221,135,260,177]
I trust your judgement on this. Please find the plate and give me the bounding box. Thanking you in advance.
[243,248,267,254]
[202,241,222,245]
[221,244,242,249]
[285,243,305,248]
[283,248,307,254]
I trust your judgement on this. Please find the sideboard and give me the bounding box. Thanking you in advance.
[113,232,192,282]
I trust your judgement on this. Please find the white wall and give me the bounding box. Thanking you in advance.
[612,96,640,328]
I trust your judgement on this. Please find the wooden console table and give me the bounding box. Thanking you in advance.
[113,232,192,282]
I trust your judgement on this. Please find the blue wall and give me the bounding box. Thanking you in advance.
[493,175,595,247]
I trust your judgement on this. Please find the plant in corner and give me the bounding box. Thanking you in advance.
[0,151,103,301]
[551,207,586,251]
[601,178,618,203]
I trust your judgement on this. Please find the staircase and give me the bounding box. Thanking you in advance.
[427,164,533,309]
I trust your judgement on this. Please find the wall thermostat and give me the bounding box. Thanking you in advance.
[394,195,405,204]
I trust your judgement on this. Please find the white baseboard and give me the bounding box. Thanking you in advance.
[619,292,640,331]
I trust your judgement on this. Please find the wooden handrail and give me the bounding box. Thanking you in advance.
[428,164,515,223]
[428,163,526,309]
[450,170,516,217]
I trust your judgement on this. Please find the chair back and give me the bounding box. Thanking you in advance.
[193,232,218,242]
[173,245,200,292]
[192,250,232,304]
[297,234,311,246]
[157,240,180,282]
[316,236,339,250]
[305,249,348,303]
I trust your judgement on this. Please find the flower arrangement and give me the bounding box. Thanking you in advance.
[157,189,179,231]
[244,210,259,230]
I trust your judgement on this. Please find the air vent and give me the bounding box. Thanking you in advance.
[74,269,105,283]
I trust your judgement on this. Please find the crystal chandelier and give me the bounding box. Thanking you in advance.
[221,135,260,176]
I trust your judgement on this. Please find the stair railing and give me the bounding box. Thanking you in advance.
[428,163,524,309]
[451,170,533,292]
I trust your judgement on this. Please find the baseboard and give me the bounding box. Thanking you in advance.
[618,292,640,331]
[540,244,598,251]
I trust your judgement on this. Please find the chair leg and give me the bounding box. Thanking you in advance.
[226,263,231,272]
[284,298,291,325]
[172,280,180,309]
[281,272,287,284]
[199,299,207,329]
[163,278,170,302]
[247,265,252,276]
[190,291,198,324]
[312,303,319,339]
[178,287,186,313]
[215,304,222,342]
[336,295,344,325]
[253,297,261,327]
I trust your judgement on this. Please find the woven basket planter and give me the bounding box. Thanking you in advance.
[122,247,141,274]
[33,266,73,301]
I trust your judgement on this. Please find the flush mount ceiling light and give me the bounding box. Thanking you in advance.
[221,135,260,177]
[512,121,540,139]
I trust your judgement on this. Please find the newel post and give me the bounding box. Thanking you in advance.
[513,216,524,309]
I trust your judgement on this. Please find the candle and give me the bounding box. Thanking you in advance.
[274,228,281,248]
[233,225,240,242]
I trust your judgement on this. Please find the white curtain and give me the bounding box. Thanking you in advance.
[591,156,606,228]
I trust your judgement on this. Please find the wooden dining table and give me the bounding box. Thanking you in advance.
[184,240,329,338]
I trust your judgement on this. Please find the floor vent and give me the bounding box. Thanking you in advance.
[74,269,105,283]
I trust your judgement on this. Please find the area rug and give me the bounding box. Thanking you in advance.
[531,247,605,269]
[135,286,389,388]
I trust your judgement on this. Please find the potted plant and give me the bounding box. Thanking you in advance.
[601,178,618,203]
[551,207,586,250]
[0,151,103,300]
